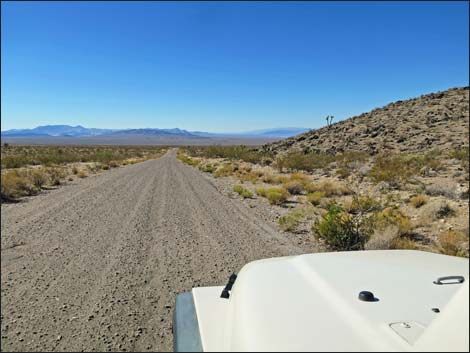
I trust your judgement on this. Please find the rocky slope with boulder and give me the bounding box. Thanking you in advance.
[263,86,469,155]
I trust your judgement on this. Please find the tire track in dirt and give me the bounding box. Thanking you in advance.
[1,149,311,352]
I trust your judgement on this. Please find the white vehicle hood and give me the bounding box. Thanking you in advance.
[192,250,469,352]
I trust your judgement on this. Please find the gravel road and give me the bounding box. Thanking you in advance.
[1,149,308,352]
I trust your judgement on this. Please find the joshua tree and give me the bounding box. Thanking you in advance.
[326,115,335,127]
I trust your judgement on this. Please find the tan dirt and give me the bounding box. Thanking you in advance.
[1,149,310,352]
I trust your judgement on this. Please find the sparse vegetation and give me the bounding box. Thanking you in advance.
[177,135,468,258]
[369,152,442,188]
[1,145,165,169]
[182,145,273,164]
[1,145,166,201]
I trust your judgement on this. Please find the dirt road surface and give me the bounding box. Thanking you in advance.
[1,149,309,351]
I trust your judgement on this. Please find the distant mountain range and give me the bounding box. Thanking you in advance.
[1,125,310,139]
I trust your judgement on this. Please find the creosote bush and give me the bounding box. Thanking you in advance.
[312,204,373,251]
[233,185,253,199]
[256,187,289,205]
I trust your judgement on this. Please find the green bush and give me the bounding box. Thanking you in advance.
[215,164,235,178]
[307,191,325,206]
[372,207,411,236]
[347,196,382,214]
[278,209,304,231]
[256,187,289,205]
[233,185,253,199]
[312,204,373,250]
[199,164,215,173]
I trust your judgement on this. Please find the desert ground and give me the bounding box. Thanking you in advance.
[1,149,312,351]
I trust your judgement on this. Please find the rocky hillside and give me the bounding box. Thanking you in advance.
[264,86,469,155]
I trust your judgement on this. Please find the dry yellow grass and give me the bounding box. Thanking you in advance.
[77,170,88,178]
[409,194,428,208]
[438,230,468,257]
[305,180,352,197]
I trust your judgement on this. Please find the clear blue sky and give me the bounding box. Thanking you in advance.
[1,1,469,132]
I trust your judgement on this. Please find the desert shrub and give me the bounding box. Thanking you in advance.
[436,203,456,219]
[389,237,421,250]
[184,145,271,164]
[278,209,304,232]
[45,167,65,186]
[274,155,287,173]
[255,188,268,197]
[177,153,199,166]
[290,172,309,183]
[214,164,234,178]
[77,170,88,178]
[199,164,215,173]
[108,161,119,168]
[267,188,289,205]
[307,191,325,206]
[102,164,110,170]
[312,204,373,251]
[365,226,400,250]
[449,148,469,172]
[256,187,289,205]
[261,174,276,184]
[72,165,80,175]
[305,181,352,197]
[347,196,382,214]
[30,169,48,189]
[238,171,260,183]
[281,151,336,172]
[274,175,290,184]
[284,181,304,195]
[369,152,442,188]
[336,168,350,179]
[1,145,166,169]
[409,194,428,208]
[425,183,457,199]
[1,170,38,200]
[233,185,253,199]
[438,230,468,257]
[372,207,412,236]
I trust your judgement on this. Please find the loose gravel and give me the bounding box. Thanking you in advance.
[1,149,312,352]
